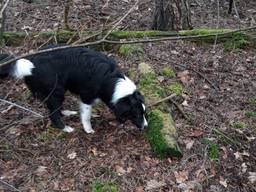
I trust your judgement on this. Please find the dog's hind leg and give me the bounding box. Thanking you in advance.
[46,96,74,133]
[80,101,94,134]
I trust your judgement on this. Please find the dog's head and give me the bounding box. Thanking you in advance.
[113,91,148,129]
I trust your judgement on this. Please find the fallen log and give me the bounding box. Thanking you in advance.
[137,62,182,158]
[1,28,255,46]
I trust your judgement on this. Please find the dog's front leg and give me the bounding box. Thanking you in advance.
[80,102,95,134]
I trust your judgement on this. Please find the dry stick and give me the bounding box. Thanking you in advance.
[147,93,177,108]
[0,179,21,192]
[213,0,220,49]
[0,98,44,118]
[102,0,139,40]
[169,98,191,121]
[0,0,10,15]
[0,26,256,68]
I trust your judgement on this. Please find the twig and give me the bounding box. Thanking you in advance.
[213,128,238,146]
[189,67,219,90]
[0,98,44,118]
[233,0,240,21]
[147,93,177,108]
[0,0,10,16]
[0,179,21,192]
[102,0,139,40]
[0,26,256,68]
[169,98,191,121]
[213,0,220,49]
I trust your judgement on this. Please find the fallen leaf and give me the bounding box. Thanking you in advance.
[220,146,228,160]
[171,50,179,55]
[174,171,188,184]
[34,166,47,176]
[90,147,97,156]
[195,169,205,180]
[248,172,256,183]
[135,186,144,192]
[189,130,204,137]
[234,151,241,160]
[157,76,165,83]
[115,165,126,176]
[184,139,195,150]
[145,180,166,190]
[219,176,228,188]
[241,163,247,173]
[182,100,189,107]
[67,152,77,160]
[177,70,190,85]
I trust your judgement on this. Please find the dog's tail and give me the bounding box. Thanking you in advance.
[0,54,34,79]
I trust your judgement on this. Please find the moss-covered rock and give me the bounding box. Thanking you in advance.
[145,110,182,158]
[166,82,184,96]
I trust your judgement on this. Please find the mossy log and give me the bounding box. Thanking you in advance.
[138,63,182,158]
[1,28,255,46]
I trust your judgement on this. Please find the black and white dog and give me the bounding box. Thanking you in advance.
[0,48,147,133]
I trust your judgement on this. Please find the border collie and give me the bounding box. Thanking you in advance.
[0,48,147,133]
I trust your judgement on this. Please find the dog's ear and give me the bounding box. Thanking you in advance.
[113,97,131,122]
[133,91,144,103]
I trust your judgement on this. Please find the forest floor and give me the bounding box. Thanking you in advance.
[0,0,256,191]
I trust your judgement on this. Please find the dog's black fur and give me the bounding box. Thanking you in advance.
[0,48,147,131]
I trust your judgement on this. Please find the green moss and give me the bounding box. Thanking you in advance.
[244,111,256,118]
[39,128,52,142]
[118,44,143,57]
[249,98,256,105]
[233,122,247,129]
[145,110,182,158]
[202,137,219,161]
[138,72,165,103]
[166,83,184,96]
[127,68,137,81]
[179,28,231,36]
[162,67,175,78]
[224,32,249,51]
[91,181,118,192]
[110,30,173,39]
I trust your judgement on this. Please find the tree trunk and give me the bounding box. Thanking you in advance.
[152,0,192,31]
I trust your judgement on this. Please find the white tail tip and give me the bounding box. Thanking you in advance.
[12,59,35,79]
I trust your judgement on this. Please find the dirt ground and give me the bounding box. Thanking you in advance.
[0,0,256,191]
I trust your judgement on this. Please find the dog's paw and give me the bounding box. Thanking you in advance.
[61,110,78,117]
[85,128,95,134]
[63,125,74,133]
[82,122,95,134]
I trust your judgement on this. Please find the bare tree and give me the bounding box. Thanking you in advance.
[152,0,192,31]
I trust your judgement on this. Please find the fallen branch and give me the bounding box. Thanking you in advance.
[168,98,191,121]
[0,26,255,68]
[148,93,177,108]
[0,179,21,192]
[0,98,44,118]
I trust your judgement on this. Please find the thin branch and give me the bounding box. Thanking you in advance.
[213,0,220,49]
[102,0,139,40]
[0,0,10,16]
[147,93,177,108]
[0,98,44,118]
[168,98,191,121]
[0,179,21,192]
[0,26,256,68]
